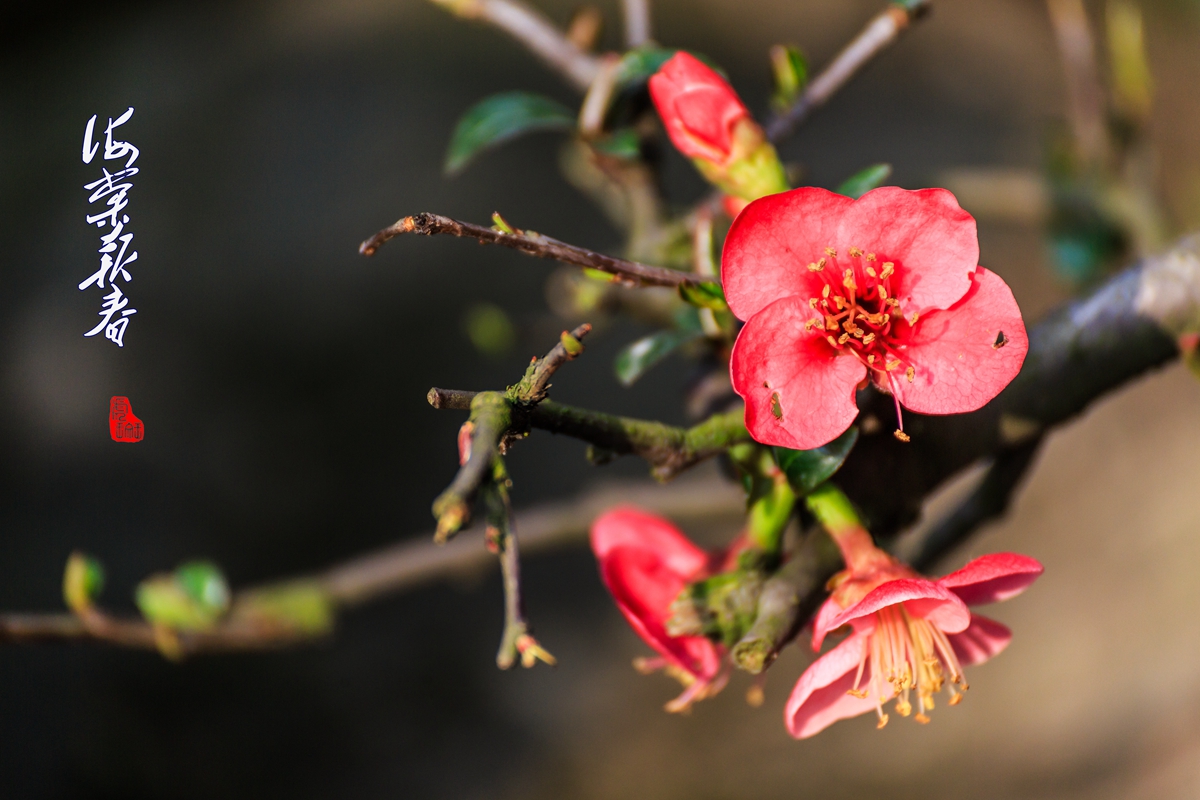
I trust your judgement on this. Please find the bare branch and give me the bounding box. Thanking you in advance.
[765,0,931,143]
[621,0,652,48]
[510,323,592,404]
[0,472,745,651]
[1046,0,1109,164]
[359,213,703,288]
[429,0,601,91]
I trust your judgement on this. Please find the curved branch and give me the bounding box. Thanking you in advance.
[360,213,702,288]
[429,0,601,91]
[765,0,932,143]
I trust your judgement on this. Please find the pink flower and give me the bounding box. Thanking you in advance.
[723,186,1029,450]
[785,551,1043,738]
[590,507,730,712]
[649,52,751,166]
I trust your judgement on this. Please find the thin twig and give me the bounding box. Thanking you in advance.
[428,390,752,481]
[0,471,745,651]
[621,0,652,48]
[431,392,512,541]
[510,323,592,404]
[359,213,702,288]
[764,0,931,143]
[429,0,601,91]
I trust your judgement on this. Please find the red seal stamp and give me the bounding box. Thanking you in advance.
[109,396,144,442]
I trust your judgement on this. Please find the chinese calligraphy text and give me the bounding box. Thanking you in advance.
[81,108,140,347]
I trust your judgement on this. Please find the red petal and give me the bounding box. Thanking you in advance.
[649,53,748,162]
[785,634,882,738]
[600,546,723,680]
[948,613,1012,667]
[730,297,866,450]
[938,552,1043,606]
[823,577,972,635]
[721,187,854,321]
[590,507,709,578]
[891,267,1028,415]
[836,187,978,314]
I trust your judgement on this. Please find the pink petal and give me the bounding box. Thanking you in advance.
[601,547,723,680]
[590,507,709,579]
[891,267,1029,415]
[948,613,1012,667]
[730,296,866,450]
[649,53,748,163]
[786,634,883,738]
[937,552,1044,606]
[810,596,846,652]
[721,187,855,322]
[824,578,972,635]
[836,187,978,314]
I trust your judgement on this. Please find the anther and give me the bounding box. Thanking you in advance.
[826,335,838,348]
[867,354,876,364]
[846,688,868,699]
[866,266,877,278]
[825,316,839,330]
[905,366,915,383]
[863,333,875,345]
[848,246,862,257]
[818,257,827,268]
[838,333,850,344]
[805,319,820,331]
[809,297,819,308]
[843,270,856,291]
[914,713,931,724]
[822,285,830,299]
[807,261,822,272]
[894,429,911,442]
[948,691,963,706]
[908,312,919,326]
[866,253,877,261]
[878,285,888,300]
[825,246,837,257]
[885,359,901,371]
[880,262,894,279]
[876,714,890,730]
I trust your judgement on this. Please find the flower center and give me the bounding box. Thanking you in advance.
[803,246,918,441]
[846,604,967,729]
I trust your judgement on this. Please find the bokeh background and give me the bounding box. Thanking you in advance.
[3,0,1200,796]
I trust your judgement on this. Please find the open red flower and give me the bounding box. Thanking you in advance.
[785,550,1043,738]
[590,507,729,711]
[723,186,1029,450]
[649,52,750,165]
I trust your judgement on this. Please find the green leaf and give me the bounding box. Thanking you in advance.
[614,329,702,387]
[836,163,893,199]
[234,582,334,636]
[175,561,231,616]
[769,45,808,110]
[136,561,230,631]
[773,427,859,495]
[677,281,728,311]
[444,92,576,175]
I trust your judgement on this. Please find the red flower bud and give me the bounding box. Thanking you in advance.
[649,52,751,165]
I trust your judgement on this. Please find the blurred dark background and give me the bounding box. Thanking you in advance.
[3,0,1200,797]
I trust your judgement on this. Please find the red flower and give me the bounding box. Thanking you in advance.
[723,186,1029,450]
[785,551,1043,738]
[649,52,751,165]
[590,507,729,712]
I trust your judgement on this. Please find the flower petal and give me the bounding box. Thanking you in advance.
[786,634,883,738]
[891,267,1029,415]
[721,187,854,321]
[810,596,846,652]
[948,613,1012,667]
[730,296,866,450]
[649,53,748,162]
[600,546,723,680]
[937,552,1044,606]
[590,507,710,579]
[824,577,972,635]
[836,187,978,314]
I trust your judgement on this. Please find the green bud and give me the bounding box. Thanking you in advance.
[135,561,230,632]
[769,45,808,111]
[232,582,334,636]
[63,552,105,612]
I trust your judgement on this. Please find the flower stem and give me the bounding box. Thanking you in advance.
[804,484,885,572]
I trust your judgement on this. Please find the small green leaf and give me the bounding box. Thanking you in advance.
[769,45,808,110]
[614,329,702,387]
[444,92,576,175]
[233,582,334,636]
[136,561,231,631]
[677,281,728,311]
[63,552,105,612]
[773,427,859,495]
[836,163,893,199]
